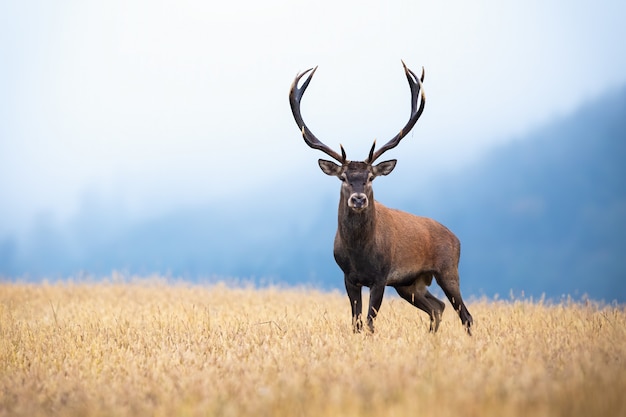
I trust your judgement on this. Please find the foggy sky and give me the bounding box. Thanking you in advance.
[1,0,625,236]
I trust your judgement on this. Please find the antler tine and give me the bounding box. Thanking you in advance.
[368,140,377,163]
[366,61,426,164]
[289,67,346,163]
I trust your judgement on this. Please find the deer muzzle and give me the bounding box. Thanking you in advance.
[348,193,369,211]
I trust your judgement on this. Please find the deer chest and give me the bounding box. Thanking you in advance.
[333,244,391,287]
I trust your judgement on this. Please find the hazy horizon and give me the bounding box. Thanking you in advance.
[2,0,626,238]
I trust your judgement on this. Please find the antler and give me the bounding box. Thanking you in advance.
[366,61,426,164]
[289,67,346,163]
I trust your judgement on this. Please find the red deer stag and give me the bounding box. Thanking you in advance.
[289,61,473,334]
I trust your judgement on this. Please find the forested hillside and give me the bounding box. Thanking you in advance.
[420,86,626,300]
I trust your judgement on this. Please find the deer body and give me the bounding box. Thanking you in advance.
[290,62,473,334]
[336,202,459,289]
[336,197,469,333]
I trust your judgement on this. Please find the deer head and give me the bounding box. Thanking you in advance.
[289,61,425,213]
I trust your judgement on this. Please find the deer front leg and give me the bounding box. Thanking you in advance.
[367,283,385,333]
[345,277,363,333]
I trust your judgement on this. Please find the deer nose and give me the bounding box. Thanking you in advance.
[349,193,368,210]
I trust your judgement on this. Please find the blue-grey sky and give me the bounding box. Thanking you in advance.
[1,0,625,236]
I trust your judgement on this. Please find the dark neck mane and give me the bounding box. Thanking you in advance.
[338,198,377,247]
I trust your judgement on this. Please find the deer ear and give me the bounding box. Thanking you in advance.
[318,159,343,177]
[372,159,397,177]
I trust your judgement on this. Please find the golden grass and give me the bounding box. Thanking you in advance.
[1,277,624,417]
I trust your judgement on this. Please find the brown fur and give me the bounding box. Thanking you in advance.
[325,160,473,334]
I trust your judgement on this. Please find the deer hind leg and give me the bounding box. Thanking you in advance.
[394,283,445,332]
[435,269,473,335]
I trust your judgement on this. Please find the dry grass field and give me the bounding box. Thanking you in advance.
[1,277,625,417]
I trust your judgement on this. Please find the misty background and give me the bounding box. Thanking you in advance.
[1,1,625,302]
